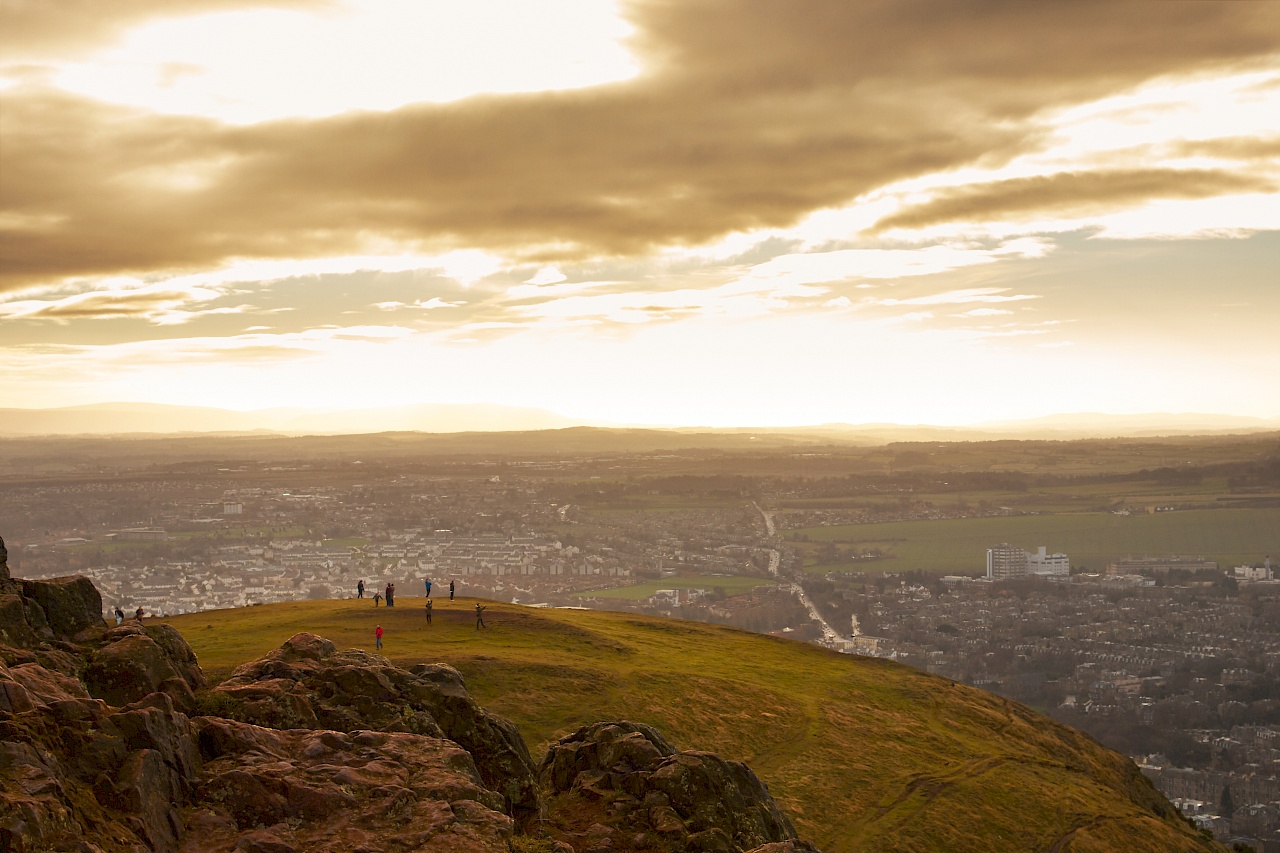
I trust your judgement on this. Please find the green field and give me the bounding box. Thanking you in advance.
[789,508,1280,575]
[322,536,370,547]
[574,575,776,600]
[166,599,1215,852]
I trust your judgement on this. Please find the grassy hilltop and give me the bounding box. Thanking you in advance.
[166,597,1220,852]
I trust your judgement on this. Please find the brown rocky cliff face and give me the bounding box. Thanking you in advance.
[0,557,816,853]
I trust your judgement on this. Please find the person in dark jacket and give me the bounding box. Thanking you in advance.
[475,603,486,629]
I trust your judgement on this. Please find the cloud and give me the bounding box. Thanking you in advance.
[2,1,1277,291]
[868,288,1039,307]
[736,240,1052,288]
[0,281,229,323]
[0,0,327,59]
[873,169,1275,232]
[373,297,463,311]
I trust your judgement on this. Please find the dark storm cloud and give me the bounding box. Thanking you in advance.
[872,169,1276,232]
[2,0,1278,291]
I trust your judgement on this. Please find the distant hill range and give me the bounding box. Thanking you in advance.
[0,401,1277,441]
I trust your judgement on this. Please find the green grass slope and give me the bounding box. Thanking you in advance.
[165,598,1220,853]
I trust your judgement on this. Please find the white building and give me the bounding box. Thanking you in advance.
[987,544,1070,579]
[1234,557,1274,582]
[1027,546,1070,577]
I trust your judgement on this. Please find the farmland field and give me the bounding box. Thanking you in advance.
[575,574,776,599]
[788,507,1280,575]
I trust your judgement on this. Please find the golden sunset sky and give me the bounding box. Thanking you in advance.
[2,1,1279,427]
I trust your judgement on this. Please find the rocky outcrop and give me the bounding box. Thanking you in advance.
[188,720,513,852]
[20,576,103,640]
[0,537,105,649]
[85,624,206,711]
[540,722,815,853]
[0,556,817,853]
[212,632,541,829]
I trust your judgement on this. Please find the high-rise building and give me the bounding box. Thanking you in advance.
[987,544,1027,580]
[987,544,1070,579]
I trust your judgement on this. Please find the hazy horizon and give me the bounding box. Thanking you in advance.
[2,2,1278,425]
[3,399,1279,439]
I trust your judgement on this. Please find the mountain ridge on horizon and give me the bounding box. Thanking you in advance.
[2,401,1278,441]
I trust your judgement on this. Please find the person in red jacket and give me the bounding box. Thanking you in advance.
[375,624,383,650]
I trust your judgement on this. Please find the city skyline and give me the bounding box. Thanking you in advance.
[3,1,1279,429]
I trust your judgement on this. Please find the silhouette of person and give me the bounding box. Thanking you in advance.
[386,583,394,607]
[114,607,124,626]
[425,598,433,625]
[449,580,455,601]
[475,603,486,630]
[424,578,432,598]
[375,624,383,650]
[373,592,382,607]
[134,607,144,622]
[357,579,365,599]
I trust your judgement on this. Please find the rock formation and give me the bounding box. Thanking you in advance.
[540,722,817,853]
[0,548,817,853]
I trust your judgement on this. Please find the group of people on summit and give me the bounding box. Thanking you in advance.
[356,577,455,605]
[362,577,484,651]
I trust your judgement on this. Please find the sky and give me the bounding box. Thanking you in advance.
[2,0,1279,428]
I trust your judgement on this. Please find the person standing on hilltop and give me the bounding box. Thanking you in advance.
[114,606,124,626]
[134,606,144,622]
[475,602,486,630]
[424,598,433,625]
[449,580,455,601]
[375,624,383,650]
[357,579,365,599]
[373,591,382,607]
[424,578,432,598]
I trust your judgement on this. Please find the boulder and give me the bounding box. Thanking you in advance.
[539,722,813,853]
[0,595,39,648]
[84,625,205,707]
[86,633,181,706]
[20,576,103,639]
[3,662,91,706]
[186,720,513,852]
[213,633,542,829]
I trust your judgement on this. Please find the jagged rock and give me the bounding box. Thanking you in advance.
[213,632,541,829]
[3,661,90,705]
[186,720,513,852]
[20,576,103,640]
[0,683,201,853]
[0,535,10,586]
[0,595,39,648]
[84,625,205,708]
[540,722,813,853]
